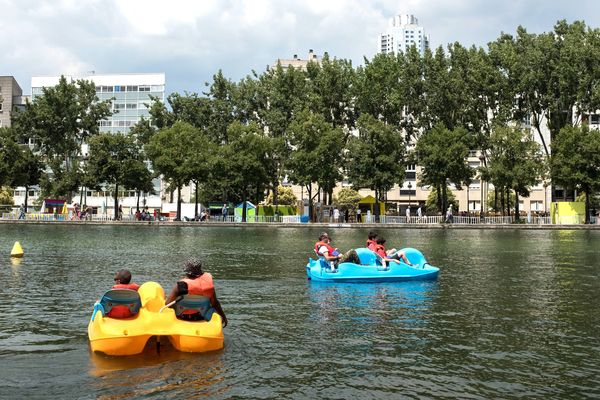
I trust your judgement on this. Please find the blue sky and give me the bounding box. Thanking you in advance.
[3,0,600,95]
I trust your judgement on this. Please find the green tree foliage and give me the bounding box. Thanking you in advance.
[214,122,274,221]
[425,187,458,215]
[10,143,43,212]
[287,110,345,219]
[86,133,149,219]
[0,127,22,187]
[333,188,362,212]
[12,76,112,200]
[265,186,297,206]
[0,186,13,206]
[480,126,544,221]
[145,122,200,220]
[345,114,407,203]
[414,123,474,212]
[551,125,600,223]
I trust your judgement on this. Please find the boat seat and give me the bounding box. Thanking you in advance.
[92,289,141,321]
[174,295,215,321]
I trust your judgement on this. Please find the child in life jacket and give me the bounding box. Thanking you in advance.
[107,269,140,318]
[314,232,360,270]
[366,231,378,251]
[374,237,412,266]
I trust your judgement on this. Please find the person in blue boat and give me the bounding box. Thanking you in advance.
[314,232,360,269]
[166,258,228,327]
[108,269,140,318]
[366,231,378,251]
[374,236,412,266]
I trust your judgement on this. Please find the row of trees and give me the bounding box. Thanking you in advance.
[1,20,600,222]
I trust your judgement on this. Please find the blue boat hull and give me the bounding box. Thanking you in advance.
[306,247,439,283]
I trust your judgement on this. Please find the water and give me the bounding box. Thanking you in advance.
[0,225,599,399]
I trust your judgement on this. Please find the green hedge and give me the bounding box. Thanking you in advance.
[258,205,297,216]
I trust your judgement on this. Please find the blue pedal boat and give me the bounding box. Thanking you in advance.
[306,247,439,283]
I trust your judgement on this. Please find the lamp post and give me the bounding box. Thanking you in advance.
[407,181,412,207]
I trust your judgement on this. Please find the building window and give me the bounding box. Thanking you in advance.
[0,102,3,112]
[406,164,415,171]
[139,85,150,92]
[591,114,600,125]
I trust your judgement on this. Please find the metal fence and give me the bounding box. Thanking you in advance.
[0,212,596,226]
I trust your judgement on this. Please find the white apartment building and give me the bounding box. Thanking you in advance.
[378,14,430,56]
[14,73,167,213]
[31,73,165,134]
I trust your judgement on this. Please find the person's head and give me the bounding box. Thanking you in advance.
[114,269,132,284]
[368,231,378,240]
[184,258,204,278]
[318,232,329,242]
[376,236,386,245]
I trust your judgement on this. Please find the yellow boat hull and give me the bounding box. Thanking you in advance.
[87,281,224,356]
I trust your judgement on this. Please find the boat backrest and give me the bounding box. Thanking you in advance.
[174,295,215,321]
[98,289,142,318]
[356,247,381,266]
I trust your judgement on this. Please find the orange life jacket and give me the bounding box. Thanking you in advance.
[366,239,377,251]
[107,283,140,318]
[181,274,215,315]
[315,241,335,257]
[374,244,387,258]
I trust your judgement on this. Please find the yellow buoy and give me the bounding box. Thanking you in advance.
[11,241,24,258]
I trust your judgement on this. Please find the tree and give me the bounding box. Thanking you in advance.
[0,127,22,188]
[11,144,43,212]
[345,114,407,205]
[551,125,600,223]
[287,110,344,220]
[86,133,146,220]
[11,76,112,200]
[145,122,199,220]
[413,123,474,212]
[333,188,362,212]
[216,121,274,221]
[265,186,297,206]
[425,187,459,214]
[481,126,544,221]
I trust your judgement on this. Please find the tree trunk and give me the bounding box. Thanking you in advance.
[136,190,140,212]
[24,185,29,213]
[514,191,520,222]
[585,189,591,224]
[307,184,313,222]
[194,180,199,219]
[242,191,247,223]
[506,188,511,217]
[176,186,182,221]
[501,189,505,216]
[442,185,447,215]
[113,182,119,221]
[436,184,442,213]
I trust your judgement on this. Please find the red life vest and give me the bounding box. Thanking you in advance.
[374,244,387,258]
[107,283,140,318]
[315,241,335,257]
[366,239,377,251]
[181,274,215,315]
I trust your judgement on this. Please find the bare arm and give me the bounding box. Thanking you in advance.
[211,291,228,328]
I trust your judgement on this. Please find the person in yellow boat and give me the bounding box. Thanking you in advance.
[107,269,140,318]
[166,258,228,327]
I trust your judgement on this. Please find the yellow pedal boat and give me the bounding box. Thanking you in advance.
[87,281,224,356]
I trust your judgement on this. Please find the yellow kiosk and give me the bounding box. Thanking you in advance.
[551,201,585,224]
[358,195,386,223]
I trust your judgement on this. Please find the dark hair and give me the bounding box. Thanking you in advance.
[318,232,329,241]
[376,236,386,245]
[368,231,378,240]
[115,269,132,284]
[184,258,203,278]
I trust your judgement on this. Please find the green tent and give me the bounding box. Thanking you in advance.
[235,201,256,222]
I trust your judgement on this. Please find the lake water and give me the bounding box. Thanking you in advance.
[0,225,599,399]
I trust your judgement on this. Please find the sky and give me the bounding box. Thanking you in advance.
[3,0,600,95]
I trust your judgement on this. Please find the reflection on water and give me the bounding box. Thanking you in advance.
[1,225,600,398]
[90,340,228,398]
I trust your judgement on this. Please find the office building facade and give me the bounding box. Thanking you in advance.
[378,14,430,56]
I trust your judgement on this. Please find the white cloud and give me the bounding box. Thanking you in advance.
[2,0,600,95]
